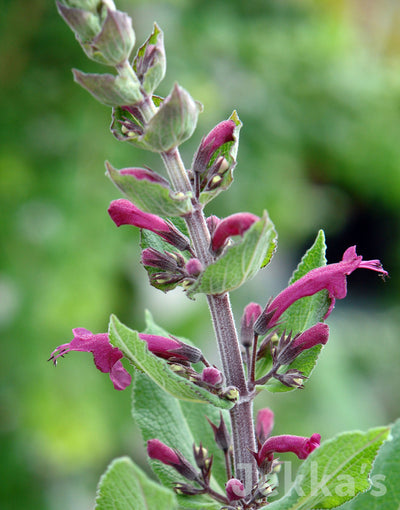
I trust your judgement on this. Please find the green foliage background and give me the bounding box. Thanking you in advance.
[1,0,400,508]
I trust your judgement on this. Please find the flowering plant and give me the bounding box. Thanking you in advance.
[51,1,399,509]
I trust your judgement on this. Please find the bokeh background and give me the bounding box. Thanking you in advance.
[1,0,400,508]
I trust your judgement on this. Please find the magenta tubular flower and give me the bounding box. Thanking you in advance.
[49,328,131,391]
[256,408,275,444]
[259,246,388,330]
[226,478,245,501]
[192,120,236,173]
[139,333,202,363]
[257,433,321,467]
[240,302,262,347]
[211,212,259,253]
[108,198,190,251]
[147,439,199,481]
[277,323,330,366]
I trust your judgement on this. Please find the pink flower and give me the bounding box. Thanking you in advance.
[139,333,202,363]
[276,323,330,366]
[257,246,388,331]
[119,166,170,186]
[256,408,275,444]
[147,439,199,481]
[108,199,190,251]
[211,212,259,253]
[226,478,245,501]
[49,328,131,391]
[240,302,262,347]
[192,120,236,173]
[255,433,321,470]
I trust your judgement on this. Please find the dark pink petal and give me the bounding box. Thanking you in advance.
[49,329,131,390]
[192,120,236,173]
[258,433,321,464]
[291,323,329,351]
[147,439,180,465]
[256,408,275,444]
[211,212,259,252]
[226,478,245,501]
[185,258,203,276]
[264,246,388,329]
[108,198,169,232]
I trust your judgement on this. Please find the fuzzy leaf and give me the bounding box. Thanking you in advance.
[337,419,400,510]
[265,427,390,510]
[106,161,193,217]
[199,110,242,206]
[95,456,177,510]
[109,314,234,409]
[187,211,277,297]
[259,230,330,393]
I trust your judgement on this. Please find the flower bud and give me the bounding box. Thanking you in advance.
[141,248,185,272]
[143,83,202,152]
[226,478,245,501]
[274,369,306,389]
[206,215,220,236]
[277,323,329,366]
[147,439,199,481]
[207,413,231,452]
[201,367,223,386]
[133,23,166,94]
[84,9,136,65]
[240,302,262,348]
[139,333,203,363]
[192,120,236,174]
[221,386,239,402]
[57,3,102,42]
[211,212,259,253]
[256,408,274,444]
[185,258,203,276]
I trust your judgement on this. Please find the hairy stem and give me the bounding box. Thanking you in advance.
[159,144,258,490]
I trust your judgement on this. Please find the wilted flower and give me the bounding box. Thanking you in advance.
[49,328,131,390]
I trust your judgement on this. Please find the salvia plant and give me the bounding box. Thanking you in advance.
[51,1,399,509]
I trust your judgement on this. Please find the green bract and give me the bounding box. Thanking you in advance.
[133,23,166,95]
[73,70,142,106]
[106,161,192,216]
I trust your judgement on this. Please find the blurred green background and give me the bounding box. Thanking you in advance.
[1,0,400,508]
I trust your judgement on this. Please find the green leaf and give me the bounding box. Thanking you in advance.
[187,211,277,297]
[95,456,177,510]
[109,314,234,409]
[259,230,330,393]
[73,69,142,107]
[265,426,390,510]
[337,419,400,510]
[106,161,193,217]
[199,110,242,206]
[143,83,203,152]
